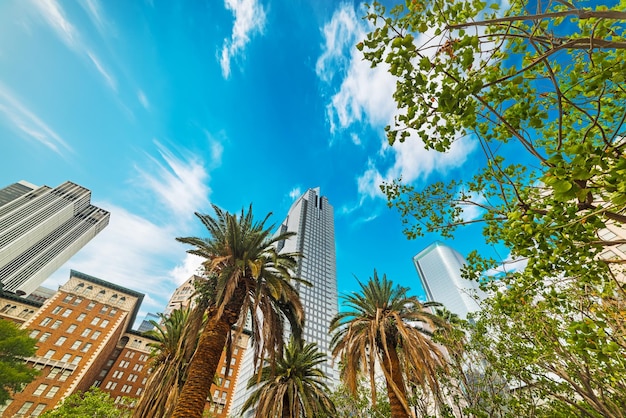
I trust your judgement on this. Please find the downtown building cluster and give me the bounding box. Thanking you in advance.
[0,179,519,417]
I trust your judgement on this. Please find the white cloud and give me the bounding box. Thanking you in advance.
[0,82,72,155]
[219,0,266,79]
[318,4,478,205]
[170,253,205,286]
[137,90,150,110]
[289,187,302,200]
[136,141,214,222]
[29,0,117,92]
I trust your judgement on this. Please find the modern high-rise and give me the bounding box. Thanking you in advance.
[413,241,485,319]
[0,181,109,296]
[230,187,339,416]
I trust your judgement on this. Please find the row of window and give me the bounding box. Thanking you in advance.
[42,350,83,365]
[69,284,128,306]
[57,299,119,315]
[0,304,35,318]
[32,384,60,398]
[11,401,47,416]
[103,381,142,395]
[40,314,111,328]
[111,371,142,381]
[30,328,102,342]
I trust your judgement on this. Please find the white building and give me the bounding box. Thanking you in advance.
[0,181,109,296]
[413,242,485,319]
[230,187,339,416]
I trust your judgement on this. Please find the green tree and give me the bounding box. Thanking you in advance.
[330,271,447,418]
[241,337,335,418]
[40,387,132,418]
[360,0,626,416]
[0,318,38,405]
[171,205,306,418]
[321,381,391,418]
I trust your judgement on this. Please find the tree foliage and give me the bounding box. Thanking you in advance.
[361,0,626,416]
[0,318,38,404]
[320,381,391,418]
[40,387,132,418]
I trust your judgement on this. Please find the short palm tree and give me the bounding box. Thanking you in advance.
[171,205,306,418]
[133,301,206,418]
[242,337,336,418]
[330,271,448,418]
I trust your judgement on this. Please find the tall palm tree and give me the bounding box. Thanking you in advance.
[330,271,448,418]
[171,205,306,418]
[133,300,206,418]
[241,337,336,418]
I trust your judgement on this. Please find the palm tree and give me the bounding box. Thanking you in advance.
[171,205,306,418]
[241,337,336,418]
[330,271,448,418]
[133,300,206,418]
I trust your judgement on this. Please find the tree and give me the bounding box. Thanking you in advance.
[40,387,132,418]
[133,297,207,418]
[360,0,626,416]
[321,381,391,418]
[330,271,448,418]
[171,205,306,418]
[0,318,38,405]
[241,337,335,418]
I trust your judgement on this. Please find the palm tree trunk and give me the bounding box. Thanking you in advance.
[382,346,411,418]
[172,292,245,418]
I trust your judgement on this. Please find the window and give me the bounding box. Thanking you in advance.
[81,328,92,337]
[47,368,60,379]
[228,368,233,377]
[46,386,60,398]
[40,317,52,326]
[0,400,12,414]
[63,295,73,303]
[86,301,96,310]
[105,381,117,390]
[54,336,67,346]
[81,343,92,352]
[91,330,101,340]
[61,354,71,363]
[59,370,71,382]
[99,369,107,378]
[33,364,44,371]
[33,384,48,396]
[39,332,51,342]
[125,385,133,393]
[66,324,77,333]
[224,379,230,388]
[100,306,108,314]
[70,340,81,350]
[119,360,129,368]
[100,319,109,328]
[72,297,83,306]
[121,384,128,393]
[133,364,144,372]
[62,309,72,317]
[51,306,62,314]
[109,308,118,316]
[29,330,40,339]
[113,370,123,379]
[127,373,135,381]
[136,388,143,396]
[17,401,33,414]
[91,317,101,326]
[44,350,55,359]
[77,313,86,322]
[31,403,47,416]
[51,320,62,329]
[71,356,82,365]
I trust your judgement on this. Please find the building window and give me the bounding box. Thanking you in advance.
[39,332,51,342]
[99,369,107,378]
[100,306,109,314]
[71,356,82,365]
[91,330,101,340]
[66,324,77,333]
[62,309,73,317]
[29,330,40,339]
[105,381,117,390]
[70,340,81,350]
[119,360,129,368]
[40,317,52,326]
[86,301,96,310]
[54,336,67,346]
[51,306,62,314]
[81,328,92,337]
[91,317,101,326]
[51,320,62,329]
[0,400,12,414]
[77,313,86,322]
[59,370,72,382]
[61,354,71,363]
[31,403,47,416]
[44,350,55,359]
[72,297,83,306]
[63,295,73,303]
[45,386,59,398]
[100,319,110,328]
[81,343,92,352]
[136,388,142,396]
[113,371,123,379]
[224,379,230,388]
[33,384,48,396]
[17,401,33,415]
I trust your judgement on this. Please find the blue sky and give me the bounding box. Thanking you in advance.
[0,0,501,320]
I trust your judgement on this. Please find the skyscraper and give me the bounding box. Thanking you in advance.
[230,187,339,416]
[0,181,109,296]
[413,241,484,319]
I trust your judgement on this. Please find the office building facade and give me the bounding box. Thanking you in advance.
[413,242,484,319]
[0,181,109,296]
[230,187,339,416]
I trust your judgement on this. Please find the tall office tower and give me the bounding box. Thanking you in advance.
[413,241,485,319]
[0,181,109,296]
[230,187,339,417]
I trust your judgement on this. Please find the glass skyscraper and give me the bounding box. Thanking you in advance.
[229,187,339,416]
[413,241,484,319]
[0,181,109,296]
